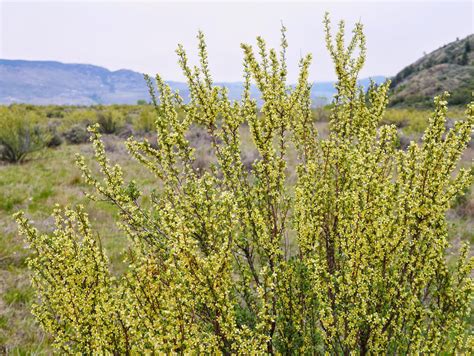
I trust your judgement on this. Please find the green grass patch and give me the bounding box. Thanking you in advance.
[0,193,24,212]
[3,286,34,305]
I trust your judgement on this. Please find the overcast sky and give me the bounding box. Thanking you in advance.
[1,0,472,82]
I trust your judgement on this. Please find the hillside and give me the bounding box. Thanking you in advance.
[389,34,473,107]
[0,59,177,105]
[0,59,384,106]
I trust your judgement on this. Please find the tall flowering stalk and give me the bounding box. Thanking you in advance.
[16,14,473,354]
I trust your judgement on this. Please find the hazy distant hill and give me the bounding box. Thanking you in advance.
[0,59,156,105]
[389,34,473,107]
[0,59,385,106]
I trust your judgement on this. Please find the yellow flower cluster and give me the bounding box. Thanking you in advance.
[16,14,473,354]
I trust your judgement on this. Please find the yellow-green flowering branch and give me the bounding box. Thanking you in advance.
[16,15,473,354]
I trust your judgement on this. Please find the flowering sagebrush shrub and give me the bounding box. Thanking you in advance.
[16,14,473,354]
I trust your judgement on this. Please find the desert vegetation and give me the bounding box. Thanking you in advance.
[0,15,473,354]
[0,107,51,163]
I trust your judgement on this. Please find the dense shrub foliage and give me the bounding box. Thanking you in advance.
[63,124,90,145]
[97,109,125,134]
[135,106,156,133]
[0,106,50,163]
[16,15,473,353]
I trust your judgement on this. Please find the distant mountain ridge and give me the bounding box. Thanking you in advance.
[0,59,385,106]
[389,34,473,107]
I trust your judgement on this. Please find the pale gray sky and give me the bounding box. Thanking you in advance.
[1,0,472,81]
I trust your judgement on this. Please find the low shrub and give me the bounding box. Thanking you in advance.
[0,107,49,163]
[45,122,63,148]
[61,109,96,128]
[63,124,90,145]
[96,110,125,134]
[46,132,63,148]
[383,108,434,134]
[134,107,156,133]
[312,106,331,122]
[46,107,65,118]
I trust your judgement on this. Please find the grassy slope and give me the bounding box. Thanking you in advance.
[0,111,472,353]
